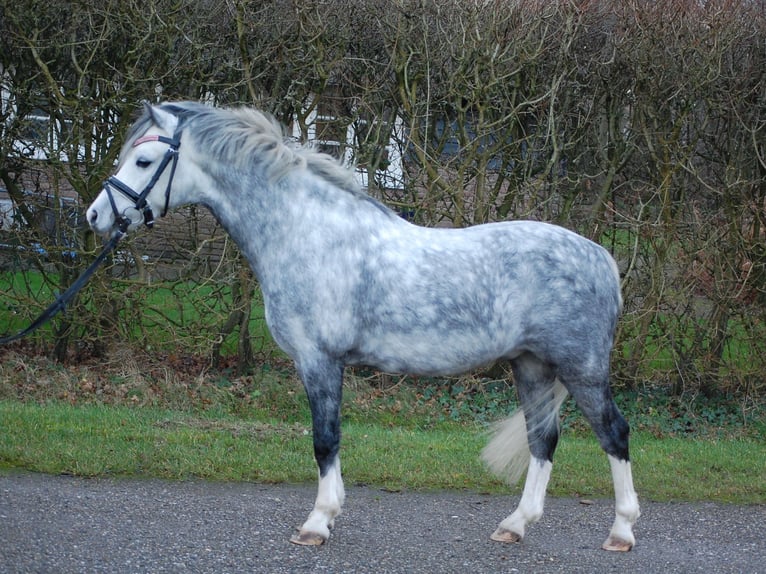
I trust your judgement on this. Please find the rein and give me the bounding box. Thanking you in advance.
[0,229,125,345]
[0,133,181,346]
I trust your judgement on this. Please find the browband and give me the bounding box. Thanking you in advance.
[133,134,179,147]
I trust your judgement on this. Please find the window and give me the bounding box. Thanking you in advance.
[297,91,404,191]
[312,92,350,161]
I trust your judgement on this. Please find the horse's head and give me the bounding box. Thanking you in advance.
[87,103,185,237]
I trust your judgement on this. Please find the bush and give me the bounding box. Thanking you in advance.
[1,0,765,401]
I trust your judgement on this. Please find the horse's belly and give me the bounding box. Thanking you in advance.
[347,330,515,376]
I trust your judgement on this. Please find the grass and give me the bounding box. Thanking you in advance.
[0,386,764,504]
[0,266,59,335]
[0,268,274,356]
[3,234,764,508]
[0,401,311,482]
[1,269,765,506]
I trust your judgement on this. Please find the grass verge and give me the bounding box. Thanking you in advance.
[1,400,763,504]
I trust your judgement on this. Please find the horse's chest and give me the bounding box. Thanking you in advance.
[262,287,358,359]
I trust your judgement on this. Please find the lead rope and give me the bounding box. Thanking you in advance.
[1,132,181,345]
[0,227,126,345]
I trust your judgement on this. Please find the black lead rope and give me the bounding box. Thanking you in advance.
[1,132,181,346]
[0,229,125,345]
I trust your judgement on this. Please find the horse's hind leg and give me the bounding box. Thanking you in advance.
[561,373,640,551]
[489,353,564,543]
[290,358,346,546]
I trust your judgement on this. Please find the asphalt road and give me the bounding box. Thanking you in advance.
[1,471,764,573]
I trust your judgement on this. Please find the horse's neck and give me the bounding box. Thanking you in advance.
[201,176,320,279]
[198,184,274,274]
[200,173,401,285]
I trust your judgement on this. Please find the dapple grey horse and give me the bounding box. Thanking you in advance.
[87,102,639,551]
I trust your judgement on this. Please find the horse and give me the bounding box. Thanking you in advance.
[86,101,640,551]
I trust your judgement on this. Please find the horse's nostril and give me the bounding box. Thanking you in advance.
[88,210,97,225]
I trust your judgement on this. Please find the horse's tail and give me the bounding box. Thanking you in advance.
[481,380,569,484]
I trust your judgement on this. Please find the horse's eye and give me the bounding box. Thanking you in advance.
[136,159,152,168]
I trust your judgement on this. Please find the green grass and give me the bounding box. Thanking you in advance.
[1,400,763,504]
[130,280,274,355]
[1,346,763,504]
[1,267,278,357]
[2,267,765,506]
[0,267,59,335]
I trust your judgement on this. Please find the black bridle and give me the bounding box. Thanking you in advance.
[103,133,181,232]
[0,133,181,345]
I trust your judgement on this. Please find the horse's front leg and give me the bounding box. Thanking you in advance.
[290,358,345,546]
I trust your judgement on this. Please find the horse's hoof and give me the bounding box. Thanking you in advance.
[601,536,633,552]
[490,527,523,543]
[290,530,327,546]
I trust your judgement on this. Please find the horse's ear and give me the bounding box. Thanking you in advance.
[145,102,179,135]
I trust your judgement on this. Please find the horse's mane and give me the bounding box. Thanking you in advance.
[127,101,362,196]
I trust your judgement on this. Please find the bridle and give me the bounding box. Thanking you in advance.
[102,133,181,233]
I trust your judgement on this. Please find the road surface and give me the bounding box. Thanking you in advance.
[1,471,764,573]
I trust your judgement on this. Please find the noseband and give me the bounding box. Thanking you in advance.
[102,133,181,233]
